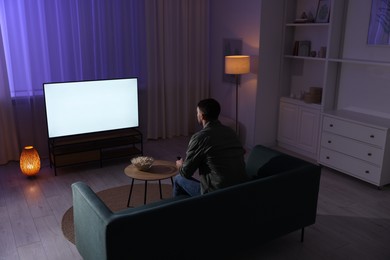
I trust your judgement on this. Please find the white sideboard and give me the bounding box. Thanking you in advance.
[319,110,390,188]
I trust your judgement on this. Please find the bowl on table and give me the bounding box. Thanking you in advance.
[131,156,154,171]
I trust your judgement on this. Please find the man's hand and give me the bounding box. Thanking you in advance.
[176,157,183,169]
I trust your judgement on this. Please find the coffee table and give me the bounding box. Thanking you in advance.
[124,159,178,207]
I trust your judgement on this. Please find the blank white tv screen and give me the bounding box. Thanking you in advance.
[43,78,139,138]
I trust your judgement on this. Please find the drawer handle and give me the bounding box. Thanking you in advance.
[367,153,372,156]
[327,140,332,144]
[326,156,330,160]
[329,124,333,127]
[365,170,370,174]
[370,134,375,138]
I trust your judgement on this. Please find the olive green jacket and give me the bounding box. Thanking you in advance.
[179,120,248,194]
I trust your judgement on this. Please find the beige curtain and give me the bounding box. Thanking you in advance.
[145,0,210,139]
[0,25,19,164]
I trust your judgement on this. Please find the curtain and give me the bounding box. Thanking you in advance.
[0,0,146,163]
[0,0,210,164]
[0,24,19,164]
[145,0,210,139]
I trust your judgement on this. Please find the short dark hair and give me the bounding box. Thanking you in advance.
[197,98,221,121]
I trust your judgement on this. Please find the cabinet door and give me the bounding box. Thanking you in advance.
[277,102,299,145]
[297,107,320,153]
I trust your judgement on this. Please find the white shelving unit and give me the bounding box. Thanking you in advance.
[277,0,346,158]
[277,0,390,187]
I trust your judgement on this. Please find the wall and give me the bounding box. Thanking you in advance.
[253,0,284,147]
[209,0,261,148]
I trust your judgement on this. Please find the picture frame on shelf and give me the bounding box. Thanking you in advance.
[367,0,390,45]
[315,0,330,23]
[298,41,311,57]
[293,41,299,56]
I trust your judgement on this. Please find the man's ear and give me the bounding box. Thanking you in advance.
[200,113,206,121]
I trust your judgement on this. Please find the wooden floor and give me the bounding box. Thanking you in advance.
[1,136,390,260]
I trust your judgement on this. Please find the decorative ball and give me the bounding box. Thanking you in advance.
[131,156,154,171]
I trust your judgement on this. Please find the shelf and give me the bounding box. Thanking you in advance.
[281,97,322,109]
[284,57,390,66]
[328,58,390,66]
[284,55,326,61]
[286,22,329,27]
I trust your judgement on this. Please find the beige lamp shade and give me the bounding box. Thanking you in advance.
[20,146,41,176]
[225,55,250,74]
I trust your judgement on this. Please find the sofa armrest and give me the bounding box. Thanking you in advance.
[72,181,114,260]
[246,145,284,178]
[72,181,190,260]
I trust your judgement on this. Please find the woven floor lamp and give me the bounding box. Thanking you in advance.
[20,146,41,177]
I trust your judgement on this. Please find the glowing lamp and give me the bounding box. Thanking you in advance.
[225,55,250,74]
[20,146,41,176]
[225,55,250,133]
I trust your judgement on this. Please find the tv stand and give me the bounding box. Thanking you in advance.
[48,128,143,175]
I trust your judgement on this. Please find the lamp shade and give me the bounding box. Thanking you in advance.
[225,55,250,74]
[20,146,41,176]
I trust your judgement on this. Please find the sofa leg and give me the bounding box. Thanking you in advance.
[300,227,304,242]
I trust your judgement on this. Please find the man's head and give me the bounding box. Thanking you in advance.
[197,98,221,125]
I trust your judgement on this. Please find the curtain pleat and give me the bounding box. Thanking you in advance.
[0,23,20,164]
[145,0,210,139]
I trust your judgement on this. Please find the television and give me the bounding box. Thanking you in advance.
[43,77,139,139]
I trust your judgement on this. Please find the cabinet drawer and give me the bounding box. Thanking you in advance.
[322,116,386,147]
[321,132,384,165]
[319,148,381,184]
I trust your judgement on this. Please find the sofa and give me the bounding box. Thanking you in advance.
[71,145,321,260]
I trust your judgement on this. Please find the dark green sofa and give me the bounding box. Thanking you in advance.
[71,145,321,259]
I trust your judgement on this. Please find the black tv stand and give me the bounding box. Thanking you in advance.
[48,128,143,175]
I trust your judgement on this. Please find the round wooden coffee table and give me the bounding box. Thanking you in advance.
[124,160,178,207]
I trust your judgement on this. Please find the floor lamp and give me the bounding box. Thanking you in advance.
[225,55,250,133]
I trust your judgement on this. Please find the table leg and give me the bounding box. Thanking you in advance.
[127,178,135,207]
[158,180,163,199]
[143,180,147,204]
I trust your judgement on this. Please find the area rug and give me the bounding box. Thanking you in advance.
[61,183,172,244]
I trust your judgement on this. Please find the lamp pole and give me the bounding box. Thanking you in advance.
[224,55,250,135]
[235,74,239,134]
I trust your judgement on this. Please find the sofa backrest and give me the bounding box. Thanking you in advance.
[246,145,312,179]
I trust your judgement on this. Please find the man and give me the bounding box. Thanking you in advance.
[173,98,248,197]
